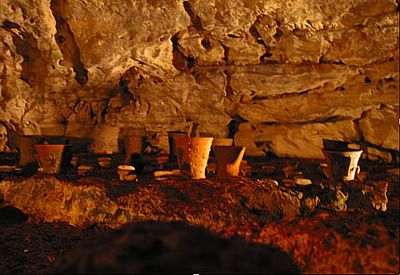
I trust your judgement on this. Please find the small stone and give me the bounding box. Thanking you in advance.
[295,178,312,186]
[154,169,181,179]
[268,179,279,187]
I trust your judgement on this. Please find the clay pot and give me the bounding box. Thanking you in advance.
[124,135,145,163]
[168,131,187,162]
[322,149,363,182]
[15,136,36,165]
[77,165,93,176]
[214,146,246,178]
[175,137,213,179]
[211,138,234,157]
[34,144,65,174]
[90,126,120,154]
[98,157,112,168]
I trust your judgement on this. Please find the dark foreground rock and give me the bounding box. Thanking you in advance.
[50,221,300,274]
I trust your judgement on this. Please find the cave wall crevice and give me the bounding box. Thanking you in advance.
[0,0,398,162]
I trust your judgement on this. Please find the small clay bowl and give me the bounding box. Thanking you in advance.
[78,165,94,176]
[98,157,112,168]
[117,165,135,181]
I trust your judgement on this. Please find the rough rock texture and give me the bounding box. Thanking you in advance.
[0,0,398,161]
[0,172,398,273]
[0,175,319,229]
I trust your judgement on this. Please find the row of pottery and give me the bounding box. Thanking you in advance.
[173,136,245,179]
[170,136,364,181]
[16,134,364,182]
[32,136,245,180]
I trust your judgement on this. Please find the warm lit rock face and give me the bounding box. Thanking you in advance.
[0,0,398,161]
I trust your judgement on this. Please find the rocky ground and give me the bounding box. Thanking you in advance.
[0,157,399,274]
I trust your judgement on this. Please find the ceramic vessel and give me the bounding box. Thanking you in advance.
[123,135,145,163]
[175,136,213,179]
[322,149,363,182]
[214,146,246,178]
[117,165,136,181]
[210,138,234,157]
[98,157,112,168]
[15,136,36,165]
[89,126,120,154]
[167,131,187,162]
[78,165,93,176]
[35,144,65,174]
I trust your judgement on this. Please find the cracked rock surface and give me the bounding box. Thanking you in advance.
[0,0,398,161]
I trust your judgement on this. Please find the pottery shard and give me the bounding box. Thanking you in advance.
[235,120,358,159]
[359,106,399,151]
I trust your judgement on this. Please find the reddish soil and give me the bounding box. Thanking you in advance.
[0,156,399,274]
[0,202,112,273]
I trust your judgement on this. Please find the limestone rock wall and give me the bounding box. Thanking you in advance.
[0,0,398,161]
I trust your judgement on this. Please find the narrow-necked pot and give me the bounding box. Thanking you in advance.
[124,135,145,163]
[168,131,187,162]
[214,145,246,178]
[15,136,36,165]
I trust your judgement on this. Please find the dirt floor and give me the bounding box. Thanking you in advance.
[0,156,399,274]
[0,201,113,274]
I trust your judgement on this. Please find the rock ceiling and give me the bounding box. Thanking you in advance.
[0,0,398,160]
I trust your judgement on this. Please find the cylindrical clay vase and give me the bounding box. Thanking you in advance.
[175,136,213,179]
[168,131,187,162]
[35,144,65,174]
[214,146,246,178]
[15,136,37,165]
[90,126,120,155]
[124,135,145,163]
[322,149,363,182]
